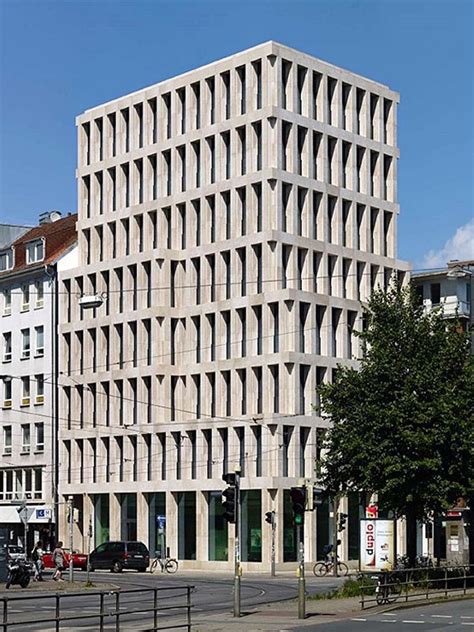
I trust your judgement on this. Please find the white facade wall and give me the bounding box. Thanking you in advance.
[59,41,409,568]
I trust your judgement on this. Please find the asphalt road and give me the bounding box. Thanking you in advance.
[0,568,344,630]
[299,598,474,631]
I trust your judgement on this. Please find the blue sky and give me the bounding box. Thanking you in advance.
[1,0,473,267]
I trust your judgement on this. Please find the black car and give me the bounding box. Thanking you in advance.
[89,541,149,573]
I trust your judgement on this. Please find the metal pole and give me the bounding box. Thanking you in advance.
[233,471,241,618]
[68,496,74,582]
[86,517,92,585]
[271,513,276,577]
[333,498,339,577]
[297,524,305,619]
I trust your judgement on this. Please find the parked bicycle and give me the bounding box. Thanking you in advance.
[149,555,178,574]
[313,556,349,577]
[372,572,402,605]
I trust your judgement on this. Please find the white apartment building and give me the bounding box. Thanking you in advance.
[0,213,77,552]
[58,41,409,569]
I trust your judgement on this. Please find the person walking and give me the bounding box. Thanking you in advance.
[52,541,66,582]
[31,540,44,581]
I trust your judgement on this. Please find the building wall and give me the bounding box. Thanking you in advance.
[0,271,54,547]
[58,41,409,567]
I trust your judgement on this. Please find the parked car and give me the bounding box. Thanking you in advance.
[89,541,149,573]
[7,545,26,562]
[42,549,88,570]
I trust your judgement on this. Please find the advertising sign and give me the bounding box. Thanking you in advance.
[360,519,395,571]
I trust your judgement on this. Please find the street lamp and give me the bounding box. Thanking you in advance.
[78,292,107,309]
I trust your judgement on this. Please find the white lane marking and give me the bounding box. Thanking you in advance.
[379,620,397,623]
[461,617,474,620]
[432,615,453,618]
[351,618,367,622]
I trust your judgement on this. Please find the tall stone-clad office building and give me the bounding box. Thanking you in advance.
[59,42,409,569]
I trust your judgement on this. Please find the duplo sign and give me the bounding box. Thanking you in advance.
[360,519,395,571]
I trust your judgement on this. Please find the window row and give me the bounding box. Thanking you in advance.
[80,190,395,264]
[62,302,363,378]
[62,361,340,430]
[62,422,324,485]
[64,249,400,325]
[2,326,44,363]
[1,423,44,455]
[279,58,395,144]
[0,239,44,272]
[2,375,45,409]
[80,60,264,166]
[1,281,44,315]
[0,467,43,500]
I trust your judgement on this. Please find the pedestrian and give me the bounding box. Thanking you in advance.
[31,540,44,581]
[52,541,66,582]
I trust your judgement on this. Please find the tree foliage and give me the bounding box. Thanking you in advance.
[318,284,474,524]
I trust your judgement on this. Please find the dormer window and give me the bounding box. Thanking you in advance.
[0,248,13,271]
[26,239,45,264]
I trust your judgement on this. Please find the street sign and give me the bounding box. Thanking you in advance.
[156,515,166,530]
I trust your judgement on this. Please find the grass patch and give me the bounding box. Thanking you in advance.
[309,576,377,601]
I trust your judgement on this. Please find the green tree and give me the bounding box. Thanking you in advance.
[318,284,474,564]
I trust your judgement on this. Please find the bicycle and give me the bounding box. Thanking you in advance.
[313,555,349,577]
[149,555,178,574]
[372,572,402,605]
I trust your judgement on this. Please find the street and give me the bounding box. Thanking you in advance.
[301,599,474,631]
[0,569,344,630]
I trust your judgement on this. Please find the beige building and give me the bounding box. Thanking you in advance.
[58,41,409,569]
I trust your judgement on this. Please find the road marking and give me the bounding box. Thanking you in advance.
[461,617,474,620]
[379,620,397,623]
[432,615,453,618]
[351,618,367,622]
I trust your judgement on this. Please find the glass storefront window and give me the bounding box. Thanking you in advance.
[147,492,166,557]
[120,493,137,541]
[94,494,110,547]
[241,489,261,562]
[208,491,228,561]
[178,491,196,560]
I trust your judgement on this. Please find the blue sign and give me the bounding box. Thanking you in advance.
[156,515,166,530]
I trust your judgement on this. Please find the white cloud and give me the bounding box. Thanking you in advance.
[419,219,474,269]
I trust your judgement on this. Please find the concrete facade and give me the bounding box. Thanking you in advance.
[58,41,409,569]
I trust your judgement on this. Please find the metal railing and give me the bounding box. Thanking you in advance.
[360,564,473,609]
[0,585,193,631]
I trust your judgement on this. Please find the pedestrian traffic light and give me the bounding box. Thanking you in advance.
[265,511,274,525]
[338,512,348,532]
[222,486,236,523]
[290,487,306,526]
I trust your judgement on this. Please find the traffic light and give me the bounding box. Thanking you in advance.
[222,486,236,523]
[338,512,348,532]
[290,487,306,526]
[265,511,275,525]
[222,471,239,524]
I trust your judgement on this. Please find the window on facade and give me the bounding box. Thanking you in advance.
[26,239,44,264]
[34,326,44,357]
[430,283,441,305]
[35,423,44,452]
[21,284,30,310]
[3,289,11,315]
[34,280,44,308]
[21,376,30,405]
[35,375,44,404]
[0,249,13,271]
[2,379,12,407]
[21,328,30,359]
[3,426,12,454]
[2,332,11,362]
[21,425,30,453]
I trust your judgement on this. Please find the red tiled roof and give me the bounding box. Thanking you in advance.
[0,214,78,277]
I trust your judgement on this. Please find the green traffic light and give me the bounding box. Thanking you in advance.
[294,514,303,525]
